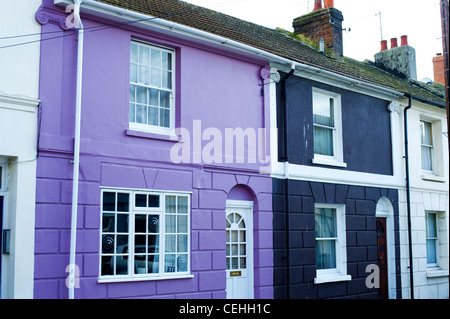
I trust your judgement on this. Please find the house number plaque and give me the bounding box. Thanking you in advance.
[230,271,241,277]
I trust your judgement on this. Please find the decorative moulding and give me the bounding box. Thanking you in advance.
[35,6,70,30]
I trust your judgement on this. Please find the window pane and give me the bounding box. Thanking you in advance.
[135,214,146,233]
[148,106,159,126]
[151,68,161,87]
[315,208,337,238]
[178,197,188,214]
[117,193,129,212]
[149,88,159,106]
[165,254,176,272]
[138,66,149,85]
[102,192,115,211]
[177,254,188,272]
[421,146,433,171]
[421,121,432,145]
[135,105,147,124]
[136,86,147,104]
[101,256,113,276]
[129,103,136,123]
[134,255,146,274]
[148,235,159,253]
[148,195,160,207]
[130,64,137,83]
[160,90,170,108]
[135,194,147,207]
[177,215,188,233]
[151,48,161,68]
[135,235,146,253]
[166,196,176,213]
[162,51,172,70]
[314,126,334,156]
[117,214,129,233]
[426,239,437,264]
[160,108,170,128]
[139,45,149,65]
[130,43,138,63]
[162,71,172,89]
[426,213,437,237]
[166,215,176,233]
[177,235,188,252]
[116,255,128,275]
[165,234,176,252]
[148,215,159,233]
[313,94,334,126]
[102,213,115,232]
[148,255,159,273]
[102,234,115,254]
[316,239,336,269]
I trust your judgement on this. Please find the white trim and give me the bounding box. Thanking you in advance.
[376,197,397,300]
[98,188,192,282]
[225,199,254,208]
[0,93,40,113]
[314,203,350,284]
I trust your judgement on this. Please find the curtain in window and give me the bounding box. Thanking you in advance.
[426,213,437,264]
[420,121,433,171]
[315,208,337,269]
[313,94,334,156]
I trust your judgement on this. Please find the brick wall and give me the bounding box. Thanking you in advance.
[273,179,402,299]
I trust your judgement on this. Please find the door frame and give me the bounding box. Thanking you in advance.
[375,197,397,299]
[225,199,254,299]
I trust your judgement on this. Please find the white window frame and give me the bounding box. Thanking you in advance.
[312,88,346,168]
[98,187,192,283]
[425,211,439,268]
[314,203,351,284]
[420,119,435,174]
[129,40,176,136]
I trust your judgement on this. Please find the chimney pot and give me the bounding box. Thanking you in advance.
[313,0,322,11]
[390,38,398,48]
[401,35,408,46]
[380,40,388,52]
[324,0,334,8]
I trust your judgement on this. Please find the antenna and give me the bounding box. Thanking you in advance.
[378,11,383,41]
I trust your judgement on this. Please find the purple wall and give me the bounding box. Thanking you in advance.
[34,2,272,299]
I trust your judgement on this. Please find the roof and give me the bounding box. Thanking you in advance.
[95,0,445,106]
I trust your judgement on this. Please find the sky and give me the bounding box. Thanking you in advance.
[184,0,444,81]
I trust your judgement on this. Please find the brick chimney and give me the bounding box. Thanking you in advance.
[292,1,344,56]
[374,35,417,80]
[432,53,446,85]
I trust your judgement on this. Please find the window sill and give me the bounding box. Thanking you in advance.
[426,269,449,278]
[98,273,194,284]
[125,129,182,142]
[312,156,347,168]
[421,173,446,183]
[314,273,351,284]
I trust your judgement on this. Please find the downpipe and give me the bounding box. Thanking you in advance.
[69,0,84,300]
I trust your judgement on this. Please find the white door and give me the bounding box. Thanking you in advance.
[225,200,254,299]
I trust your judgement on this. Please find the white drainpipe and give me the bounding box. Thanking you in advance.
[69,0,84,300]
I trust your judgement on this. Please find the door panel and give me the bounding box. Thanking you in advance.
[226,204,253,299]
[376,218,388,299]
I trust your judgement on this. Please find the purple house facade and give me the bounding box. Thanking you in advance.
[34,0,273,299]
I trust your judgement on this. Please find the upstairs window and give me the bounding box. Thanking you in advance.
[420,120,434,172]
[312,88,346,168]
[129,41,175,134]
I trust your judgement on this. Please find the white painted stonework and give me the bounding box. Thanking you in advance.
[0,0,41,299]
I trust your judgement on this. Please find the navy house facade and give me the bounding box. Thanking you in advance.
[272,71,402,299]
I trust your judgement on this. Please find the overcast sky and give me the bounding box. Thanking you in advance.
[185,0,444,81]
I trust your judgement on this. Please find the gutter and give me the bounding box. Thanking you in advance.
[69,0,84,300]
[281,63,295,299]
[403,94,414,299]
[53,0,403,99]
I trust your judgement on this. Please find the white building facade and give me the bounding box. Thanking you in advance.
[0,0,41,298]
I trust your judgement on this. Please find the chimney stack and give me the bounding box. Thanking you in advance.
[374,35,417,80]
[313,0,322,11]
[293,1,344,56]
[433,53,446,85]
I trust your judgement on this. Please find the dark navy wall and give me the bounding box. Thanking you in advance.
[272,179,402,299]
[276,73,393,175]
